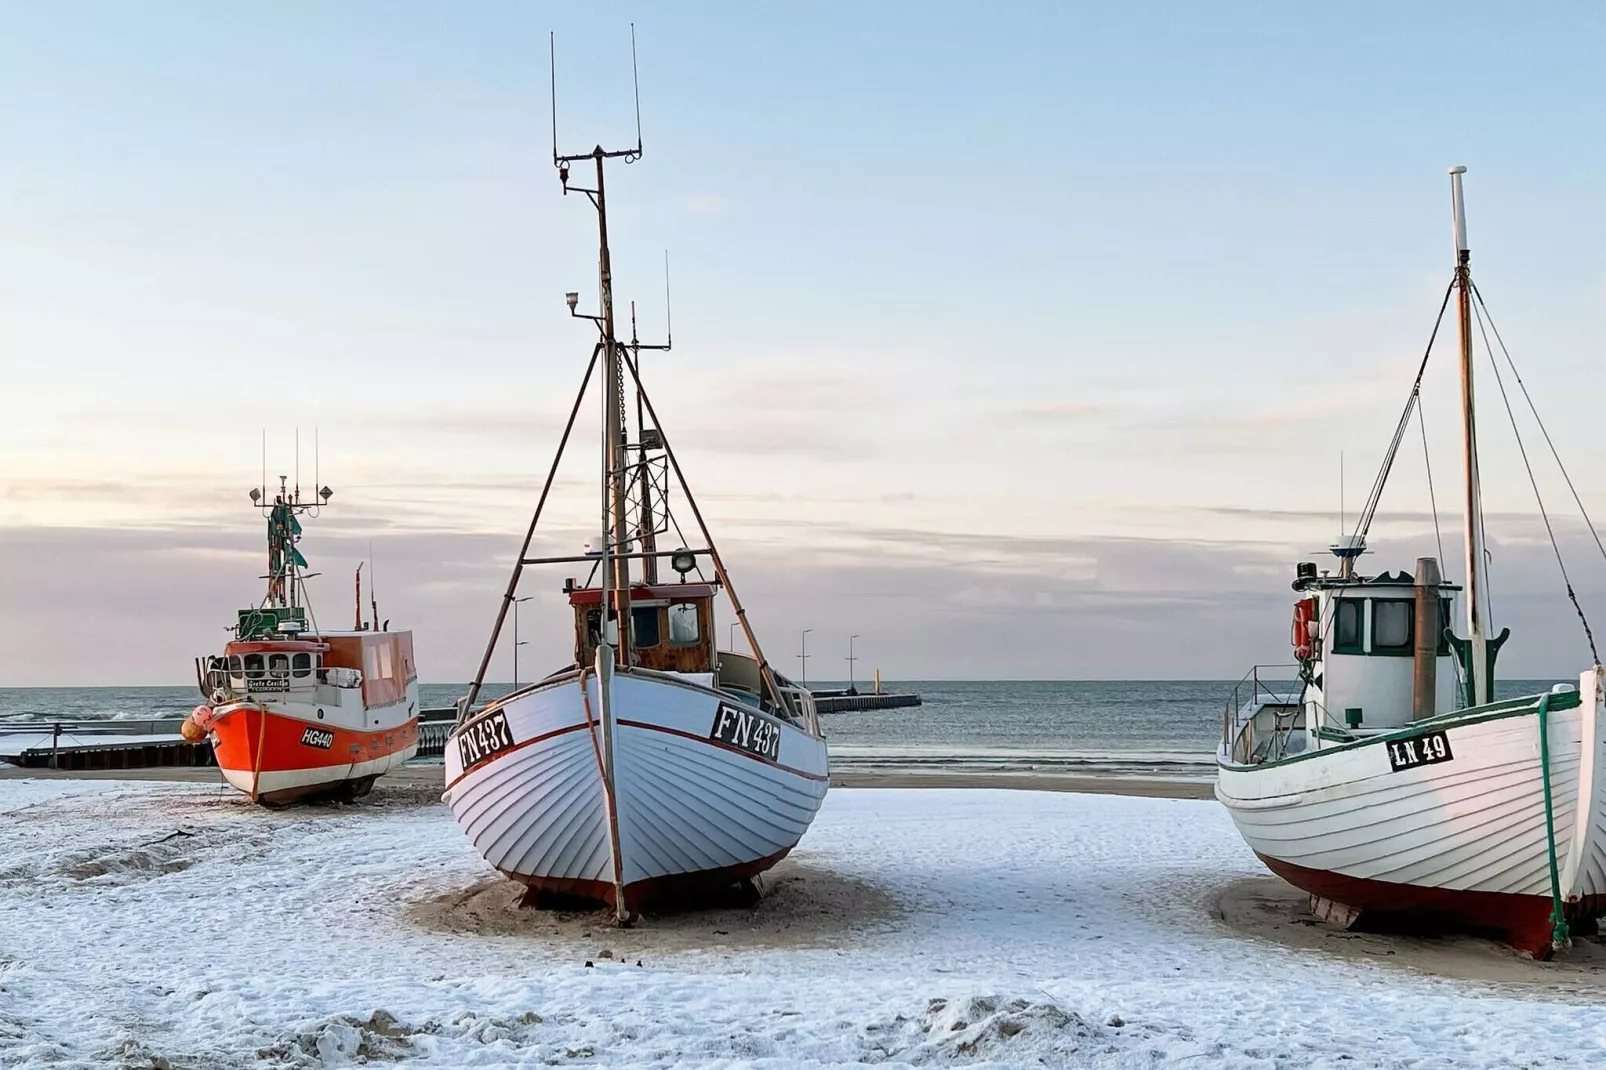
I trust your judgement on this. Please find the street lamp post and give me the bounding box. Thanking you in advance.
[798,628,812,686]
[845,634,860,695]
[512,596,533,690]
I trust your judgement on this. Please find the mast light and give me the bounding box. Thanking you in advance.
[565,291,580,312]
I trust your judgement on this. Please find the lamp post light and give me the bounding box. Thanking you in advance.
[798,628,812,686]
[512,596,533,690]
[845,635,860,696]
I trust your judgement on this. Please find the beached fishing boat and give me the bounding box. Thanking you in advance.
[442,51,829,923]
[186,477,420,804]
[1217,167,1606,958]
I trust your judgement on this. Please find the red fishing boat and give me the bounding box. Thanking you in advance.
[185,476,420,805]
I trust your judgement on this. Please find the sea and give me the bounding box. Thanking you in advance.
[0,677,1573,781]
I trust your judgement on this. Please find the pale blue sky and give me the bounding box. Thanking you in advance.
[3,3,1605,683]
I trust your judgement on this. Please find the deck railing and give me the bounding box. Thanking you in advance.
[1221,664,1302,755]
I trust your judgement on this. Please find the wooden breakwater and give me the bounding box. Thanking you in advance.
[0,720,215,770]
[809,689,922,713]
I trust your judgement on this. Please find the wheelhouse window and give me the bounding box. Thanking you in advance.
[243,653,265,679]
[668,603,700,646]
[268,653,290,677]
[1372,600,1413,653]
[1332,600,1363,655]
[291,652,313,678]
[631,606,661,648]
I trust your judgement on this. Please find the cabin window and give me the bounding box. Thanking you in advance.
[1332,600,1363,655]
[268,653,290,678]
[668,603,700,646]
[292,652,312,678]
[631,606,661,648]
[1438,596,1453,656]
[1372,600,1413,654]
[243,653,265,678]
[585,608,603,649]
[377,642,393,680]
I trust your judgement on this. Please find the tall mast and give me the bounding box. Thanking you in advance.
[1450,165,1490,704]
[592,148,634,656]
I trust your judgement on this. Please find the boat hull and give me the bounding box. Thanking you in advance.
[1217,671,1606,958]
[211,701,419,805]
[443,669,829,914]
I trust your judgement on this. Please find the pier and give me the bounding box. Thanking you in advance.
[809,689,922,713]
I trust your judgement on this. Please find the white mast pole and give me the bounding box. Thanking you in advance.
[1450,165,1489,705]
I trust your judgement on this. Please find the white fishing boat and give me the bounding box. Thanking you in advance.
[1217,167,1606,958]
[443,45,829,923]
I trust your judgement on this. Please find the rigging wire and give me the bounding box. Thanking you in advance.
[1416,400,1463,693]
[1352,276,1458,542]
[1417,402,1447,572]
[1472,280,1606,571]
[1471,296,1600,665]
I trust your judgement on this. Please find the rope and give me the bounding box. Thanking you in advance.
[1472,281,1606,571]
[250,705,268,803]
[1536,692,1572,950]
[1472,297,1600,665]
[1352,276,1458,542]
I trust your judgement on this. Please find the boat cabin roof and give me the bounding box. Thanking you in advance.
[1296,568,1463,594]
[567,582,716,606]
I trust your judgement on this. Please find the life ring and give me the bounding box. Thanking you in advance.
[1291,598,1317,661]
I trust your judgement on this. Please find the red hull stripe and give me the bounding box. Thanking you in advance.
[1256,852,1606,959]
[444,721,592,792]
[615,718,829,782]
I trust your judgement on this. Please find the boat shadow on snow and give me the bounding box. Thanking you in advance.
[1211,875,1606,988]
[405,854,905,954]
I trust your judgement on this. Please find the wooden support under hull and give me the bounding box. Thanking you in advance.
[501,845,793,917]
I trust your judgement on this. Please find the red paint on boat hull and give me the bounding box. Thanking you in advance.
[501,846,794,915]
[1256,852,1606,959]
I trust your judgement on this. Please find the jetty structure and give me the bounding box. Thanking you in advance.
[441,29,829,924]
[1217,167,1606,958]
[182,470,420,804]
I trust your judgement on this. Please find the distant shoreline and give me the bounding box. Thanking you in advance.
[0,763,1214,800]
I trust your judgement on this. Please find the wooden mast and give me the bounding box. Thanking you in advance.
[1450,165,1491,705]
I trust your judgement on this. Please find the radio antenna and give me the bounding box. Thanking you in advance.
[630,23,643,155]
[550,24,644,168]
[663,250,672,348]
[369,539,379,631]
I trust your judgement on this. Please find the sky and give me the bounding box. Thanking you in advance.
[3,2,1606,685]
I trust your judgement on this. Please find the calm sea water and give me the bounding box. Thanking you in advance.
[0,678,1572,778]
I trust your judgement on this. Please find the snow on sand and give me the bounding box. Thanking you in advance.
[1,778,1604,1068]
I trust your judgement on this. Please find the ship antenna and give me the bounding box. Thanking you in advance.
[369,539,379,631]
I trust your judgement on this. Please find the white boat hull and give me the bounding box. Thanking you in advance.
[1217,670,1606,956]
[443,669,829,912]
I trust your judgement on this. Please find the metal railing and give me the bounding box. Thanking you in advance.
[1222,664,1303,762]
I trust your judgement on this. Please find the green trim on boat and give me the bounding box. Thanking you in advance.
[1220,687,1582,772]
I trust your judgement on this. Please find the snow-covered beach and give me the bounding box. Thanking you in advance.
[3,777,1605,1069]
